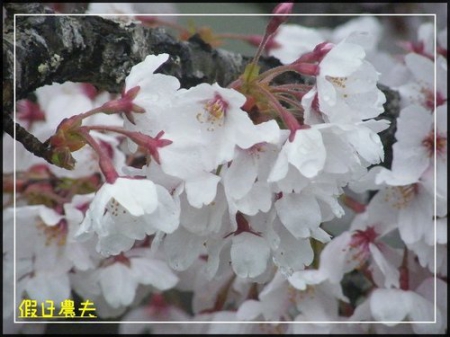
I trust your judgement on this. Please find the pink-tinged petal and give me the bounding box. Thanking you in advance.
[275,192,322,239]
[317,231,353,283]
[230,232,270,278]
[100,263,138,308]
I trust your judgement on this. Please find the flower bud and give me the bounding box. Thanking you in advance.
[266,2,294,36]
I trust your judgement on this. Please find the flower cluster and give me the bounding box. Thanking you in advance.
[3,4,447,335]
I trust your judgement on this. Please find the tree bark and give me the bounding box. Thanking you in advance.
[2,2,399,168]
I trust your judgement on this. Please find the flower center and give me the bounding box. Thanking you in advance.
[348,226,379,266]
[384,184,418,210]
[422,131,447,158]
[105,198,127,217]
[197,94,228,131]
[37,219,68,246]
[326,76,348,90]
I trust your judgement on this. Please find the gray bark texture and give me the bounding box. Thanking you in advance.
[3,2,399,168]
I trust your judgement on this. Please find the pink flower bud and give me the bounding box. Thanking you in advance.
[273,2,294,15]
[291,62,319,76]
[266,2,294,36]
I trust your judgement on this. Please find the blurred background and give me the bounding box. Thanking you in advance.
[46,2,446,57]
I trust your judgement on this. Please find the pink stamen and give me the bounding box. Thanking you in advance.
[349,226,379,264]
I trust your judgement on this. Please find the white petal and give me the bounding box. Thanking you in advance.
[96,233,136,256]
[267,147,289,182]
[345,125,384,164]
[230,232,270,278]
[287,128,326,178]
[111,178,158,216]
[185,174,221,208]
[125,54,170,89]
[143,184,180,233]
[398,192,433,244]
[100,263,138,308]
[317,231,353,284]
[369,244,400,288]
[370,289,411,323]
[224,149,258,200]
[232,182,272,215]
[395,105,433,145]
[236,300,263,320]
[163,227,204,271]
[25,272,71,304]
[275,193,322,239]
[130,257,179,290]
[38,207,63,226]
[408,293,441,334]
[273,233,314,275]
[405,53,434,86]
[320,42,365,77]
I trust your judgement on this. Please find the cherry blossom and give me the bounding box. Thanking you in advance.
[376,104,447,186]
[4,7,447,334]
[351,278,447,334]
[75,177,180,256]
[302,33,386,124]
